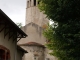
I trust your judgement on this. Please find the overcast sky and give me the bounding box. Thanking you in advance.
[0,0,27,26]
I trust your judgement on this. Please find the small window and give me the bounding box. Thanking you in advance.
[45,58,50,60]
[34,0,36,6]
[27,1,29,8]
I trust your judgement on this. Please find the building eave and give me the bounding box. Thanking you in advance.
[0,9,28,41]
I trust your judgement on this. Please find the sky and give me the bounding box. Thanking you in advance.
[0,0,27,26]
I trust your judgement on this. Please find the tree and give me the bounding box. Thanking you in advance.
[38,0,80,60]
[16,23,23,28]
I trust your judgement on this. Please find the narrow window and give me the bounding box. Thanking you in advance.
[38,1,39,4]
[27,1,29,8]
[34,0,36,6]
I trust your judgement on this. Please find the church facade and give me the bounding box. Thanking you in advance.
[18,0,57,60]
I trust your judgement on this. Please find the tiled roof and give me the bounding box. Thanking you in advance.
[19,42,45,48]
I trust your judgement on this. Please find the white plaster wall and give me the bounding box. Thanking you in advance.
[0,29,16,60]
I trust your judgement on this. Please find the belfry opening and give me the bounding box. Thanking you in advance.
[34,0,36,6]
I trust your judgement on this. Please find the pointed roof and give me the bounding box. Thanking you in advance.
[19,42,45,48]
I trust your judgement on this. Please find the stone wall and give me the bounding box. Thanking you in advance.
[18,22,46,45]
[21,46,45,60]
[25,0,49,27]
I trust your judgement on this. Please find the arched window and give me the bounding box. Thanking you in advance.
[0,45,10,60]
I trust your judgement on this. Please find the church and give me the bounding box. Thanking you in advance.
[18,0,57,60]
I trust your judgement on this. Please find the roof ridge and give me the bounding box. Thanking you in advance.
[18,42,45,48]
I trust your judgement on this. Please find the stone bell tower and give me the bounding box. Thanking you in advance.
[18,0,58,60]
[19,0,49,45]
[25,0,49,27]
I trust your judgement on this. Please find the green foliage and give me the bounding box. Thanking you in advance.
[16,23,23,28]
[39,0,80,60]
